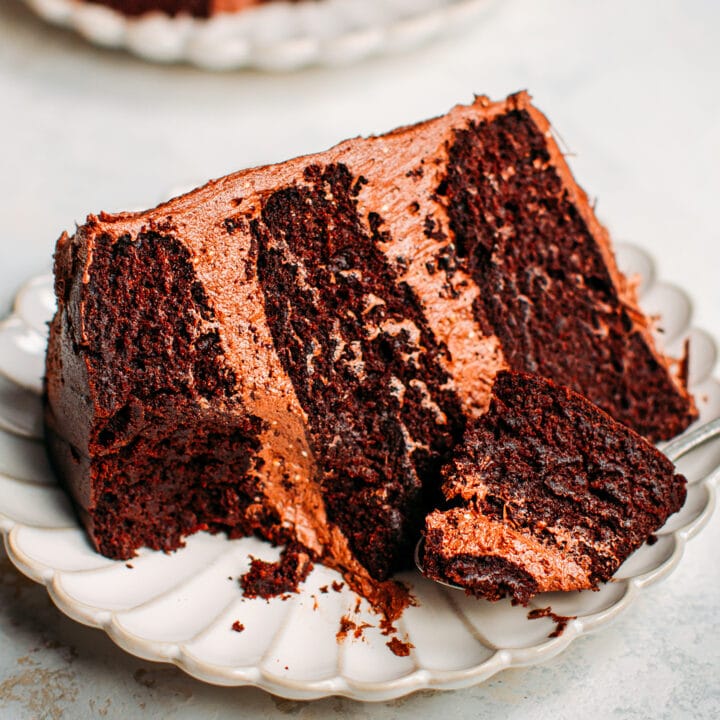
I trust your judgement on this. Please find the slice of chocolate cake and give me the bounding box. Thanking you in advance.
[421,371,688,604]
[44,93,694,612]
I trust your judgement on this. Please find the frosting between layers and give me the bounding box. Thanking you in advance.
[425,507,594,593]
[440,470,621,567]
[351,129,507,417]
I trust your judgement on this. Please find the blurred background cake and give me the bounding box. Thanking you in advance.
[82,0,295,17]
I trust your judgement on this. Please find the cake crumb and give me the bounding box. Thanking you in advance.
[527,606,575,637]
[336,614,372,643]
[386,637,414,657]
[125,563,134,569]
[231,621,245,633]
[336,614,355,643]
[331,581,344,593]
[239,542,314,600]
[354,622,372,640]
[319,585,329,594]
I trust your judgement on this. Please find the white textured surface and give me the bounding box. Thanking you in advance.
[1,0,720,716]
[1,248,716,701]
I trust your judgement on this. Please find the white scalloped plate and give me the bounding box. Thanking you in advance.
[21,0,496,71]
[0,243,719,701]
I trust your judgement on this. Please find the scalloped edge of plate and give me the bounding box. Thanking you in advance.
[21,0,497,71]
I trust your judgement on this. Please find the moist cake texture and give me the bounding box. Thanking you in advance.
[44,92,695,611]
[422,371,688,604]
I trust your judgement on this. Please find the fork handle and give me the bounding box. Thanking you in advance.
[662,417,720,463]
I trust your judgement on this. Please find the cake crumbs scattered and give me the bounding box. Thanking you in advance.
[386,637,415,657]
[527,606,576,638]
[231,621,245,633]
[336,614,372,643]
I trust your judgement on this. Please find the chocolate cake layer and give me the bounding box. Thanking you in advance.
[443,111,692,440]
[253,163,464,578]
[422,371,687,604]
[46,230,271,558]
[45,93,695,609]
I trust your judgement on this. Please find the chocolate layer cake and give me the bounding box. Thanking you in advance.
[44,93,695,610]
[422,371,687,604]
[83,0,290,18]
